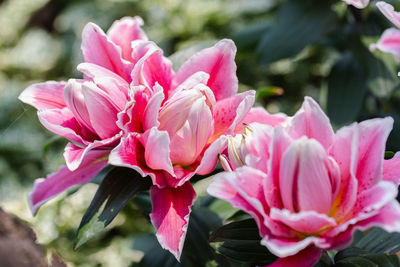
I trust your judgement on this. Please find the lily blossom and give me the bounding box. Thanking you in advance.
[208,97,400,267]
[18,17,156,214]
[109,39,257,259]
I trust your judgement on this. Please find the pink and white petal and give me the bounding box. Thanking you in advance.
[354,117,393,191]
[327,201,400,250]
[270,208,337,235]
[131,44,174,94]
[106,16,148,62]
[370,28,400,60]
[38,108,90,145]
[261,235,326,258]
[77,63,130,93]
[28,149,108,214]
[324,181,397,240]
[343,0,369,9]
[329,123,359,220]
[143,84,165,130]
[288,97,334,149]
[108,133,168,188]
[264,127,291,209]
[81,22,132,81]
[265,246,322,267]
[376,2,400,29]
[207,166,270,234]
[196,135,228,175]
[174,39,238,101]
[82,82,121,139]
[64,132,121,171]
[19,81,66,110]
[150,182,196,260]
[140,127,174,176]
[63,79,97,134]
[383,152,400,185]
[213,90,255,139]
[235,107,287,134]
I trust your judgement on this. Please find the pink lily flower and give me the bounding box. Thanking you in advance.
[20,15,261,259]
[343,0,369,9]
[371,2,400,59]
[18,17,165,214]
[109,39,257,259]
[208,97,400,267]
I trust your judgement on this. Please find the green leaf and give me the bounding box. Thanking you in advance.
[327,52,367,125]
[355,227,400,254]
[209,219,260,242]
[256,0,336,65]
[334,247,400,267]
[385,151,395,160]
[210,219,276,265]
[75,167,151,248]
[217,240,277,265]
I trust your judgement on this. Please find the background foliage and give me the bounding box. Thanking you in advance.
[1,0,400,266]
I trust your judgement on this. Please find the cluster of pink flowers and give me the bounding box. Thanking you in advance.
[19,15,400,266]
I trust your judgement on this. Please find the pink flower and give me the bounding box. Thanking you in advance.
[343,0,369,9]
[19,17,152,214]
[109,39,257,259]
[370,2,400,59]
[20,16,260,259]
[208,97,400,267]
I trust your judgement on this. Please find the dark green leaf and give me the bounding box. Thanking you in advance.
[335,247,400,267]
[385,151,395,160]
[355,227,400,254]
[327,52,367,125]
[209,219,260,242]
[256,0,336,65]
[218,240,277,265]
[75,167,151,248]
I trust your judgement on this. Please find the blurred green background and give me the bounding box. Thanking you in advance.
[1,0,400,266]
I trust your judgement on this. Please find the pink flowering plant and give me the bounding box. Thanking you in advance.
[15,0,400,266]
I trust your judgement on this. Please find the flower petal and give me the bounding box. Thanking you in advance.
[131,43,174,95]
[81,22,132,81]
[174,39,238,101]
[38,108,91,144]
[28,149,108,214]
[106,16,148,62]
[383,152,400,185]
[354,117,393,191]
[207,166,270,235]
[82,82,121,139]
[108,133,168,188]
[212,90,255,139]
[19,81,66,110]
[235,107,287,133]
[370,28,400,60]
[270,208,336,234]
[140,127,174,175]
[150,182,196,260]
[376,1,400,29]
[288,97,334,150]
[266,246,322,267]
[343,0,369,9]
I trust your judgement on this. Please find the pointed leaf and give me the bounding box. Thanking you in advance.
[209,218,261,242]
[76,167,151,248]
